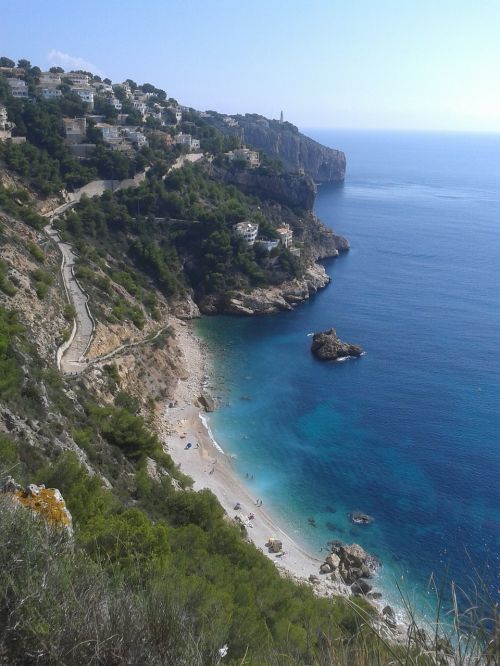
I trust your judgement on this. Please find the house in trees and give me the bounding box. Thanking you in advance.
[7,78,28,99]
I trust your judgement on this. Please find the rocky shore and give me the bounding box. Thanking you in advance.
[199,262,331,315]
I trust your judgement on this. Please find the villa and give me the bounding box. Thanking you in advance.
[233,221,259,246]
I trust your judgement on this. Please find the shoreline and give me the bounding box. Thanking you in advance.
[160,316,408,633]
[160,317,350,597]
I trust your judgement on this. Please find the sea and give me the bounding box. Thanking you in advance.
[197,130,500,620]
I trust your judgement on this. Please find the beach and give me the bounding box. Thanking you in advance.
[160,317,351,599]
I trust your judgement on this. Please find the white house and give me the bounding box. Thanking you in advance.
[174,132,193,146]
[0,104,13,141]
[41,88,62,99]
[230,147,260,168]
[66,72,90,86]
[63,117,87,144]
[233,222,259,246]
[276,224,293,248]
[132,100,147,115]
[102,94,122,110]
[121,127,148,147]
[254,239,279,252]
[71,87,94,109]
[7,78,28,99]
[39,72,62,87]
[223,116,239,128]
[167,105,182,124]
[96,123,120,142]
[0,105,9,129]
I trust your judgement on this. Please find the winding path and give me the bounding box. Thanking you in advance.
[44,170,147,375]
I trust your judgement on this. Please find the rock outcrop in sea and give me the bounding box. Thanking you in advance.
[311,328,363,361]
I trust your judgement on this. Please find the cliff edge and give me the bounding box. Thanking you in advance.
[206,114,346,183]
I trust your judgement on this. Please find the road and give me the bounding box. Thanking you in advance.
[44,169,147,374]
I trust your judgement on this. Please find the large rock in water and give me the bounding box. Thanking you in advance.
[311,328,363,361]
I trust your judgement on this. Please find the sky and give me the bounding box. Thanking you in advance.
[1,0,500,132]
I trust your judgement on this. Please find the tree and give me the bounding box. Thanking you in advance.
[0,57,15,68]
[50,66,64,73]
[17,59,31,70]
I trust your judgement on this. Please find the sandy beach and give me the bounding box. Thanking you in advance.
[160,317,352,599]
[161,318,411,640]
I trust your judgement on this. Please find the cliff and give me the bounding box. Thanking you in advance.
[207,163,316,210]
[207,114,346,183]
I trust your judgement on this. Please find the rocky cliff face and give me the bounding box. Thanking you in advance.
[208,164,316,210]
[207,115,346,183]
[198,263,331,315]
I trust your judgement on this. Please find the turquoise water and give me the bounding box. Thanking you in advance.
[197,130,500,616]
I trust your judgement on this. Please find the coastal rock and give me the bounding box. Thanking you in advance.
[351,579,372,595]
[311,328,363,361]
[350,511,374,525]
[325,553,340,569]
[323,542,377,590]
[382,606,397,629]
[368,591,383,600]
[199,263,331,316]
[197,394,215,412]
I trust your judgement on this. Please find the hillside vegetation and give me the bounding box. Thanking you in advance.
[0,57,496,665]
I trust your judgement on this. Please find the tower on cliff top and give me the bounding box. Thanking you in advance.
[280,110,283,123]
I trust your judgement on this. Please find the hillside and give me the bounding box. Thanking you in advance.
[0,57,482,665]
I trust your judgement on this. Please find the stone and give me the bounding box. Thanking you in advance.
[266,538,282,553]
[2,476,21,493]
[320,562,333,574]
[343,544,368,568]
[197,394,215,412]
[326,553,340,569]
[350,511,374,525]
[311,329,363,361]
[382,606,397,628]
[351,579,372,595]
[309,574,320,584]
[368,592,383,600]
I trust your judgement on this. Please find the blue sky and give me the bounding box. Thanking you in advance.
[1,0,499,131]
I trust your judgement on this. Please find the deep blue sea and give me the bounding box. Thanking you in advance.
[197,130,500,617]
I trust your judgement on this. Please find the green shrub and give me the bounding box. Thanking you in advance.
[63,302,76,320]
[27,241,45,262]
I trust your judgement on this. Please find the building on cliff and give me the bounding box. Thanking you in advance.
[226,147,260,168]
[233,221,259,245]
[276,224,293,248]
